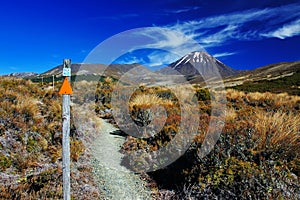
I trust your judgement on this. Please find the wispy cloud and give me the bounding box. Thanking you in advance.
[109,27,204,67]
[200,25,239,46]
[261,19,300,39]
[133,28,204,66]
[139,28,203,53]
[117,3,300,66]
[164,3,300,46]
[147,51,178,67]
[213,52,237,58]
[165,6,201,14]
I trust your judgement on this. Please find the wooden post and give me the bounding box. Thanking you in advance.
[59,59,72,200]
[62,94,71,200]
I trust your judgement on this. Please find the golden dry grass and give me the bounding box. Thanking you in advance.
[226,89,300,111]
[104,76,113,84]
[225,88,300,153]
[14,98,41,120]
[272,92,300,107]
[253,110,300,152]
[129,93,173,108]
[225,107,237,122]
[246,91,273,101]
[171,84,195,98]
[226,89,245,100]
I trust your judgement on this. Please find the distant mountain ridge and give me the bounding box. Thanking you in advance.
[244,61,300,77]
[42,63,141,78]
[224,61,300,87]
[4,51,299,91]
[40,51,237,80]
[3,72,38,78]
[227,61,300,95]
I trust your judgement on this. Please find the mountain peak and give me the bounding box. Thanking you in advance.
[173,51,212,68]
[159,51,237,80]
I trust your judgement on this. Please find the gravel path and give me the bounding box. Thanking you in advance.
[89,118,152,200]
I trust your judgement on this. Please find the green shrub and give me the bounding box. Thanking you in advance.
[0,153,12,171]
[195,88,211,101]
[230,71,300,95]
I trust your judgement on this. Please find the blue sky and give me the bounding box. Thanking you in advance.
[0,0,300,74]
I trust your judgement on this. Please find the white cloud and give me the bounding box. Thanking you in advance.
[116,3,300,66]
[115,28,203,67]
[213,52,237,58]
[166,8,269,34]
[147,51,179,67]
[166,6,201,14]
[138,27,204,56]
[164,3,300,45]
[200,25,239,47]
[261,19,300,39]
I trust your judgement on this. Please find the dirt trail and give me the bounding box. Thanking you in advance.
[89,118,152,200]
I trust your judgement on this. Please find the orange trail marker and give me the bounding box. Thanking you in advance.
[59,77,73,95]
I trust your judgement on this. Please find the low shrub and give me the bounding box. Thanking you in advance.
[119,86,299,198]
[0,152,12,171]
[0,77,99,199]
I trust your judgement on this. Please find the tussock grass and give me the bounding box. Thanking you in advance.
[225,107,237,122]
[0,77,100,199]
[226,88,245,100]
[227,89,300,112]
[104,76,113,84]
[129,94,173,108]
[254,110,300,155]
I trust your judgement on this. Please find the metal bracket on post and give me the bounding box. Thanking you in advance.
[59,59,72,200]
